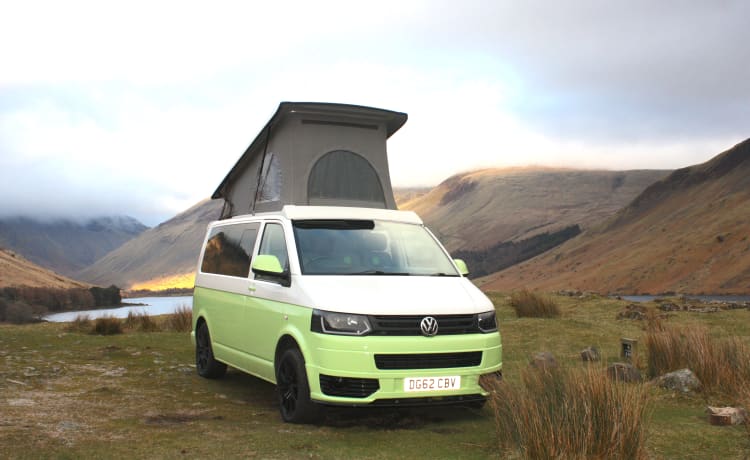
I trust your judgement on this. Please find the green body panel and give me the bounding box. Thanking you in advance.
[193,286,503,404]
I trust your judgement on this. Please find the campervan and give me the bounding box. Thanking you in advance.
[192,103,502,423]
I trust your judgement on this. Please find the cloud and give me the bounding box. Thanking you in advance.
[0,1,748,225]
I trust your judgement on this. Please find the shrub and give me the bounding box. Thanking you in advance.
[3,301,46,324]
[510,290,561,318]
[487,365,650,459]
[66,314,93,333]
[92,316,123,335]
[124,310,159,332]
[645,324,750,398]
[163,305,192,332]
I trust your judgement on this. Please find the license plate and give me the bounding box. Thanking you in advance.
[403,376,461,392]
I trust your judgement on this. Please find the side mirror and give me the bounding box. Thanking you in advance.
[453,259,470,276]
[252,255,291,287]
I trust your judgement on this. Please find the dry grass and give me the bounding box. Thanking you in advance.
[487,365,650,459]
[509,290,561,318]
[92,316,123,335]
[64,314,92,333]
[645,324,750,399]
[123,310,159,332]
[163,305,192,332]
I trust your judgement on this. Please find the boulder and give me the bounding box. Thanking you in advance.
[656,368,702,393]
[607,363,642,383]
[529,352,558,370]
[580,346,601,362]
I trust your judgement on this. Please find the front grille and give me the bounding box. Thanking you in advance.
[371,394,486,407]
[369,314,477,336]
[374,351,482,370]
[320,374,379,398]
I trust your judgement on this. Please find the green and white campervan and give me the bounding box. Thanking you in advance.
[192,103,502,423]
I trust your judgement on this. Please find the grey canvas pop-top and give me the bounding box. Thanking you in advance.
[212,102,407,218]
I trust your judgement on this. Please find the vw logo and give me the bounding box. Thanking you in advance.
[420,316,439,337]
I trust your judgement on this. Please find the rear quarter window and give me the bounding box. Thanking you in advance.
[201,223,260,277]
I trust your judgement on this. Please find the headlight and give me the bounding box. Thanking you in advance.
[311,309,372,336]
[477,310,497,333]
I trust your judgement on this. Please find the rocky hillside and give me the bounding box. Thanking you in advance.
[480,138,750,294]
[0,248,88,289]
[399,167,669,252]
[0,216,147,276]
[75,200,222,289]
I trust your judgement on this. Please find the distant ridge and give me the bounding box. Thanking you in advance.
[481,138,750,294]
[0,216,147,276]
[0,248,88,289]
[76,200,222,289]
[399,167,669,252]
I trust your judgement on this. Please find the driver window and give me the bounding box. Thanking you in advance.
[258,223,289,271]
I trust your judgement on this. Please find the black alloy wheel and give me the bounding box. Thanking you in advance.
[276,347,320,423]
[195,322,227,379]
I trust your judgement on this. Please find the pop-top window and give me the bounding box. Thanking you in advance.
[201,223,259,277]
[308,150,386,206]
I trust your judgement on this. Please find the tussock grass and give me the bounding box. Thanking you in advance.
[509,289,561,318]
[92,315,123,335]
[65,314,92,333]
[487,365,650,459]
[124,310,159,332]
[163,305,192,332]
[645,324,750,398]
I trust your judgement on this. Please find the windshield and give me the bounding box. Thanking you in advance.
[292,220,459,276]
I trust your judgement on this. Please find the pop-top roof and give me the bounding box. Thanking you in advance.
[212,102,407,219]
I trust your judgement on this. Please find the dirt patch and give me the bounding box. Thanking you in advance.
[143,410,223,426]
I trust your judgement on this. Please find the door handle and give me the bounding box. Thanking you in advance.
[248,285,257,293]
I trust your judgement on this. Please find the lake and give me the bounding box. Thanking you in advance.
[44,296,193,322]
[621,295,750,303]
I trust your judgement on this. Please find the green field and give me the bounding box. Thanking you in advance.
[1,295,748,459]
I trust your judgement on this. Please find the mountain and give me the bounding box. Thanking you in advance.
[0,216,147,276]
[399,167,669,252]
[0,248,88,289]
[76,200,223,289]
[480,139,750,295]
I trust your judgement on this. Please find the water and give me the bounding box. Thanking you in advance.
[44,296,193,322]
[621,295,750,303]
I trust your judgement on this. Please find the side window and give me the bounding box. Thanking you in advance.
[201,223,260,277]
[257,223,289,272]
[308,150,386,206]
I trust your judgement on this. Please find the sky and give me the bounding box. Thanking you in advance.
[1,1,748,226]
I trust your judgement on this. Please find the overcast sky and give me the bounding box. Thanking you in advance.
[1,0,748,226]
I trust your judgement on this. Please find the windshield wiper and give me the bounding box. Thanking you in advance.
[429,272,460,277]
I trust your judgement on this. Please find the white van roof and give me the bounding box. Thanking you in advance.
[224,205,423,225]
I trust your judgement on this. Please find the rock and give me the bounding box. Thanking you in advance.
[658,302,681,312]
[707,406,747,426]
[530,352,558,370]
[580,346,600,362]
[607,363,642,383]
[656,368,702,393]
[616,303,648,320]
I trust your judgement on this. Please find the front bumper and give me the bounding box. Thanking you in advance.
[303,332,502,405]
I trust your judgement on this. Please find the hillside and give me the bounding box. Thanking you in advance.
[0,216,147,276]
[0,248,88,289]
[399,167,669,251]
[480,138,750,294]
[75,200,222,289]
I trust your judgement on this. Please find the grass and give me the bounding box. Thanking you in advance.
[0,295,748,459]
[509,289,560,318]
[645,323,750,400]
[487,365,649,459]
[163,304,192,332]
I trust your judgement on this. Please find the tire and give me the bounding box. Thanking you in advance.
[276,347,320,423]
[195,321,227,379]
